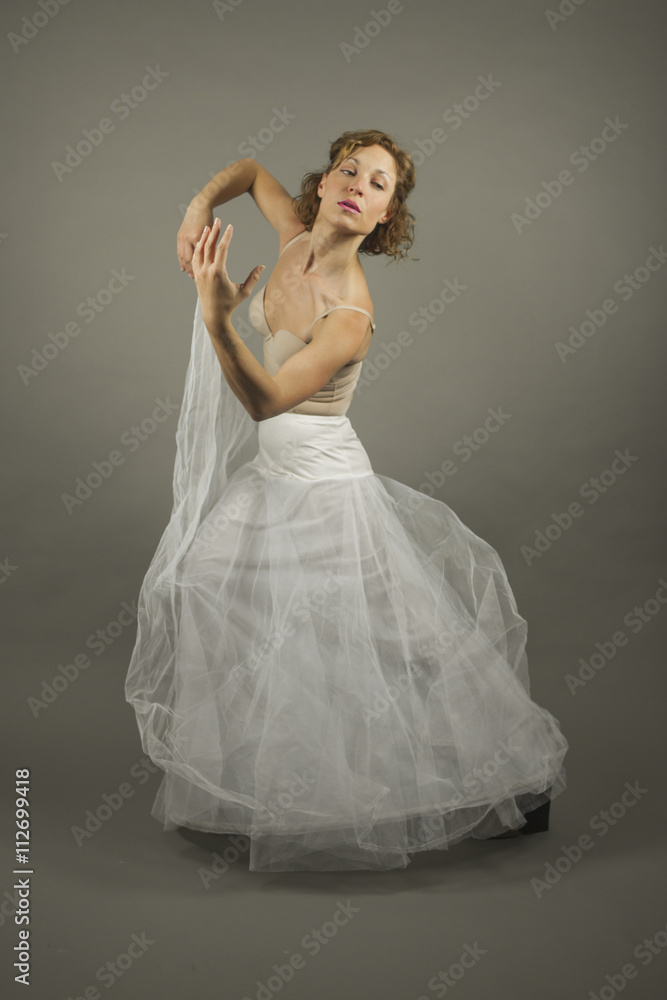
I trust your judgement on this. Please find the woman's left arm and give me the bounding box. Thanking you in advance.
[192,219,274,421]
[192,219,367,423]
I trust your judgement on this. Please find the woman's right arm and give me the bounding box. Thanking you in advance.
[178,157,303,277]
[177,158,259,278]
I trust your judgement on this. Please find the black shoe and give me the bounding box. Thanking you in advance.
[490,797,551,839]
[520,798,550,835]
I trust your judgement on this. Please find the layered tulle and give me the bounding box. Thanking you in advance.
[125,298,568,872]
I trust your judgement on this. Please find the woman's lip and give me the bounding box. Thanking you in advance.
[338,201,360,213]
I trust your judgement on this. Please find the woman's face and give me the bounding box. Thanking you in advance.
[317,144,397,235]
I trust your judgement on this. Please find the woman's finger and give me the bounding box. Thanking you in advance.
[205,218,221,265]
[214,223,232,273]
[193,228,207,266]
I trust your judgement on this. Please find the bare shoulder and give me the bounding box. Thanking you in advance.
[349,269,374,322]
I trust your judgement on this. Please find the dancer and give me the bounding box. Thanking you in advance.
[125,129,568,872]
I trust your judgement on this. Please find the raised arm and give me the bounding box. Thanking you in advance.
[178,158,257,278]
[178,158,303,277]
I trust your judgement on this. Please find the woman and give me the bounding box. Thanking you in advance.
[125,129,568,873]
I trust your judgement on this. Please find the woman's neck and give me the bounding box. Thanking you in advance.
[298,224,364,280]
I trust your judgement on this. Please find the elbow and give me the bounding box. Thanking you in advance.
[248,402,266,422]
[252,387,283,423]
[249,395,274,423]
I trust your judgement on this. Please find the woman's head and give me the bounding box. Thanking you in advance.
[292,129,417,262]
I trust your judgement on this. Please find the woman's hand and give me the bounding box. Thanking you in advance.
[177,202,214,278]
[192,218,265,335]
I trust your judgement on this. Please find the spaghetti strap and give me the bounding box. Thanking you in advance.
[276,231,376,336]
[279,230,308,256]
[305,305,376,336]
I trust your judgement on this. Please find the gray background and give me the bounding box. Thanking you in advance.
[2,0,666,997]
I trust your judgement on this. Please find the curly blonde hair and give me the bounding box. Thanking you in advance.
[291,129,417,263]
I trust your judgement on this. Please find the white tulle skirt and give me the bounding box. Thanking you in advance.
[138,411,568,872]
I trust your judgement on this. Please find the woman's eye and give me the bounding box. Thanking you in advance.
[342,168,383,190]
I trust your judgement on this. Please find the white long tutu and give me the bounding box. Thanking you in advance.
[125,297,568,872]
[128,401,568,872]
